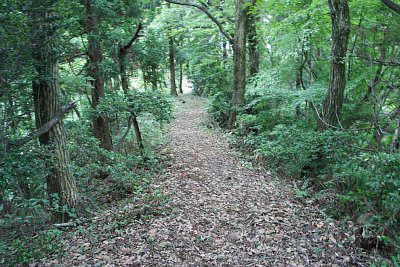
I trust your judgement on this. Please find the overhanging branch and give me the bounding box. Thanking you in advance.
[165,0,233,44]
[113,114,133,151]
[120,23,143,54]
[8,102,77,148]
[381,0,400,15]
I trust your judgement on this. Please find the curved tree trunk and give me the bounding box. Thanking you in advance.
[317,0,350,131]
[30,0,80,222]
[85,0,113,150]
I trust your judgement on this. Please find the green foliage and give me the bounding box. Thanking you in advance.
[219,0,400,253]
[95,89,174,124]
[336,153,400,218]
[250,125,321,176]
[1,229,63,265]
[208,91,232,127]
[0,145,50,228]
[190,56,231,96]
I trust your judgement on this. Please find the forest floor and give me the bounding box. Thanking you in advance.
[44,94,375,266]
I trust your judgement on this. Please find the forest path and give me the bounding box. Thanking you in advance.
[56,94,369,266]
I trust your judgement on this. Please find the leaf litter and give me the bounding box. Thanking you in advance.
[40,95,375,266]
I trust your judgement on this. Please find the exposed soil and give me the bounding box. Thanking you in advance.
[45,94,374,266]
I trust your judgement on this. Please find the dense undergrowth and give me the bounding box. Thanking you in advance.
[186,26,400,260]
[0,90,174,265]
[202,70,400,263]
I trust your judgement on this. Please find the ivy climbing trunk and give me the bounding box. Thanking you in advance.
[317,0,350,131]
[227,0,249,129]
[169,37,178,96]
[85,0,113,150]
[30,0,80,222]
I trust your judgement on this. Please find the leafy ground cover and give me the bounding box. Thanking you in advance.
[27,95,382,266]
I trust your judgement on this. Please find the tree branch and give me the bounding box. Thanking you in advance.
[354,54,400,67]
[165,0,233,44]
[381,0,400,15]
[113,114,133,151]
[0,77,7,84]
[120,23,143,54]
[8,102,77,148]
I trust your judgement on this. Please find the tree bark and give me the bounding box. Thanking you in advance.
[179,62,184,94]
[381,0,400,14]
[29,0,80,222]
[391,119,400,154]
[85,0,113,150]
[227,0,249,129]
[317,0,350,131]
[169,37,178,96]
[248,11,259,77]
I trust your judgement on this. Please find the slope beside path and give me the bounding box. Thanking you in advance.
[53,94,371,266]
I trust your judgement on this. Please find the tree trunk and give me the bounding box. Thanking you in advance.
[370,30,387,151]
[227,0,249,129]
[150,65,157,90]
[391,118,400,154]
[317,0,350,131]
[119,53,130,94]
[222,41,228,63]
[30,0,80,222]
[169,37,178,96]
[85,0,113,150]
[248,11,259,77]
[179,62,183,94]
[381,0,400,14]
[117,26,145,156]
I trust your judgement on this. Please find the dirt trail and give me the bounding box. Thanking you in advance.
[55,95,370,266]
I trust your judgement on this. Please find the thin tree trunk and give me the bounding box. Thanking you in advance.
[179,62,183,94]
[131,114,144,153]
[391,119,400,154]
[142,69,148,90]
[317,0,350,131]
[222,40,228,66]
[169,37,178,96]
[365,29,387,101]
[227,0,249,129]
[117,25,145,156]
[369,30,387,151]
[151,65,157,90]
[119,53,130,93]
[30,1,80,222]
[85,0,113,150]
